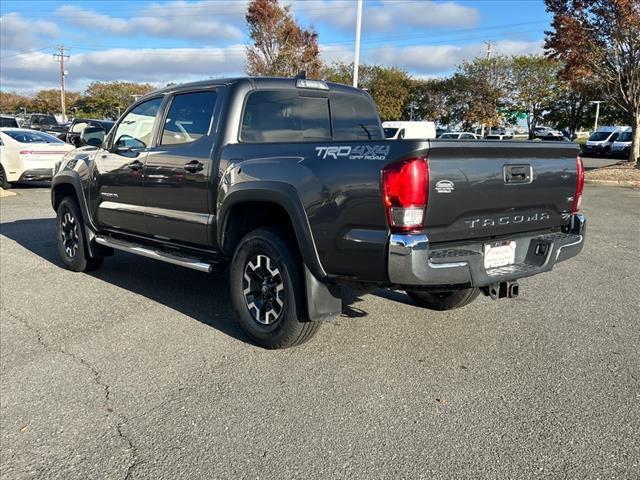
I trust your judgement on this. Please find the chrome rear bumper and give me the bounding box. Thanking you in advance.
[388,214,585,287]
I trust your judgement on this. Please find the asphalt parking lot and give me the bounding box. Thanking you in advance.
[1,185,639,479]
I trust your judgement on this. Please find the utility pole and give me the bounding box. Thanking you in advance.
[53,46,69,122]
[353,0,363,88]
[590,100,603,131]
[485,40,492,60]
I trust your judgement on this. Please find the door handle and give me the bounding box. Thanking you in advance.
[184,160,204,173]
[128,160,143,171]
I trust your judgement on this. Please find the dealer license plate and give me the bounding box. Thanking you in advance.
[484,241,516,269]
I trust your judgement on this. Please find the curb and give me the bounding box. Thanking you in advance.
[585,179,640,188]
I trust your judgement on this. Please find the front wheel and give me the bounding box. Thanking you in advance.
[406,288,480,311]
[56,197,103,272]
[229,227,320,349]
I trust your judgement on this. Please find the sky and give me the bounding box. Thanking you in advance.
[0,0,552,94]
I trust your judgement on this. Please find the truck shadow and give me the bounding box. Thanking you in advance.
[1,218,388,342]
[0,218,245,342]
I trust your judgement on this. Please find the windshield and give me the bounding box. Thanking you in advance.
[0,117,19,128]
[31,115,58,126]
[383,127,399,138]
[439,133,458,139]
[589,131,613,141]
[617,131,632,142]
[3,130,64,144]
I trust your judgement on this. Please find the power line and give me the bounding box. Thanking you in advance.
[0,47,52,59]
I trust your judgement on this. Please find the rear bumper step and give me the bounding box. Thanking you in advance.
[95,236,213,273]
[388,214,585,287]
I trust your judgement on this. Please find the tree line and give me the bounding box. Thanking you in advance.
[0,81,155,120]
[1,0,637,163]
[245,0,639,163]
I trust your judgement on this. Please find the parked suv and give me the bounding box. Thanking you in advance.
[51,77,585,348]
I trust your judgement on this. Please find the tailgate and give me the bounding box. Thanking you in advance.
[425,140,579,243]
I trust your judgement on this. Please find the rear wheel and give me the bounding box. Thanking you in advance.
[0,164,11,189]
[56,197,103,272]
[406,288,480,311]
[230,227,320,349]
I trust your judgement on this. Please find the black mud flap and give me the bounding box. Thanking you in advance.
[304,265,342,321]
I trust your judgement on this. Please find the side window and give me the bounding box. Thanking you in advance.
[161,91,218,146]
[241,90,330,143]
[330,92,383,141]
[113,97,162,150]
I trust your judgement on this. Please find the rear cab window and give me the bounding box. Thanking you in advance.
[330,91,383,141]
[240,87,382,143]
[241,90,331,142]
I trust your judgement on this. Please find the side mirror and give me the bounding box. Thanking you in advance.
[80,126,105,147]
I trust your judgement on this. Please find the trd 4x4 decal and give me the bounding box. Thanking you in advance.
[315,145,390,161]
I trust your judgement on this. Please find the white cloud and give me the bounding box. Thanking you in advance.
[0,46,247,92]
[368,39,544,74]
[291,0,480,31]
[55,1,247,42]
[0,13,60,50]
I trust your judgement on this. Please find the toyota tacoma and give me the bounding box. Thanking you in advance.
[51,76,586,348]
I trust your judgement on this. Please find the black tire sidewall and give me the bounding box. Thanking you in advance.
[56,198,90,272]
[407,288,480,311]
[0,164,10,189]
[230,228,308,348]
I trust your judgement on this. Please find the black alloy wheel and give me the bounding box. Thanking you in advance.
[243,253,285,325]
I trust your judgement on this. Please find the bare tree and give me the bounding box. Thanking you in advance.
[246,0,321,78]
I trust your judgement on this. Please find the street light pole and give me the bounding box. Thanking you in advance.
[590,100,603,131]
[353,0,363,88]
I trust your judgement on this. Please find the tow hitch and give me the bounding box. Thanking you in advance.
[482,281,519,300]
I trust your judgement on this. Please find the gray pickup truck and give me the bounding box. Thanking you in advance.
[51,76,585,348]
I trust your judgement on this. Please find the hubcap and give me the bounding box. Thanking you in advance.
[60,211,79,258]
[243,254,285,325]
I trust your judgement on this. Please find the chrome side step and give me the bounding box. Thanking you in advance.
[95,236,212,273]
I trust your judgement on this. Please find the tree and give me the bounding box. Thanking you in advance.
[0,91,32,114]
[77,81,155,118]
[510,56,562,139]
[246,0,321,78]
[545,78,600,137]
[545,0,640,164]
[403,79,450,122]
[456,56,511,133]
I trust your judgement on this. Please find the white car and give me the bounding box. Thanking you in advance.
[438,132,480,140]
[0,128,75,188]
[533,126,564,139]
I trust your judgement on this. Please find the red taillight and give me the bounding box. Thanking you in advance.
[572,156,584,213]
[382,157,428,232]
[19,150,32,155]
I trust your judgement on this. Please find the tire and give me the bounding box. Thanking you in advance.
[0,164,11,189]
[406,288,480,311]
[230,227,320,349]
[56,197,104,272]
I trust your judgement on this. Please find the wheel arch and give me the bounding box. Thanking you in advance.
[218,182,326,281]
